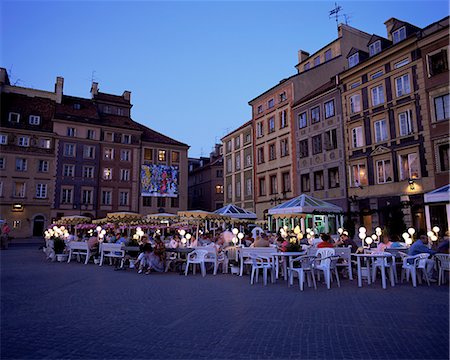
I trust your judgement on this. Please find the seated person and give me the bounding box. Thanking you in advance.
[317,233,335,248]
[190,236,199,247]
[337,233,358,253]
[376,234,392,252]
[253,233,270,247]
[169,235,180,248]
[116,233,128,245]
[136,243,153,274]
[408,235,437,279]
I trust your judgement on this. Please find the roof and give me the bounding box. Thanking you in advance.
[292,78,337,108]
[138,123,189,147]
[221,120,252,140]
[55,95,100,122]
[367,34,391,45]
[268,194,343,215]
[99,113,142,131]
[424,184,450,204]
[214,204,257,219]
[248,74,298,105]
[94,92,130,105]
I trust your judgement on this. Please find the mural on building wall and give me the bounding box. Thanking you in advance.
[141,165,178,197]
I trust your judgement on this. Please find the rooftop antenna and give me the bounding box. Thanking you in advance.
[343,13,351,25]
[329,2,342,29]
[91,70,97,83]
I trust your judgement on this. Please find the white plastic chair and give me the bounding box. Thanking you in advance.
[67,241,92,265]
[400,253,430,287]
[249,253,275,286]
[288,255,317,291]
[370,252,396,287]
[185,249,209,277]
[99,243,125,268]
[435,254,450,286]
[314,255,340,289]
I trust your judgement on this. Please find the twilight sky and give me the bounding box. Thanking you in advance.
[2,1,448,157]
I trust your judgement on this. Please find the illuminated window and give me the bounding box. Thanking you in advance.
[144,148,153,161]
[104,148,114,160]
[172,151,180,163]
[103,168,113,180]
[158,150,166,162]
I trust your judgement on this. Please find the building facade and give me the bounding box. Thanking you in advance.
[222,120,254,211]
[339,17,446,233]
[188,144,223,212]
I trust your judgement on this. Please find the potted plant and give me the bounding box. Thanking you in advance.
[54,237,68,262]
[229,259,239,275]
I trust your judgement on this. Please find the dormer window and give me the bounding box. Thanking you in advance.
[304,63,310,71]
[117,107,125,116]
[122,134,131,144]
[369,41,382,57]
[348,53,359,68]
[393,26,406,44]
[314,56,320,66]
[29,115,41,125]
[8,112,20,123]
[73,103,81,110]
[104,105,111,114]
[257,105,263,114]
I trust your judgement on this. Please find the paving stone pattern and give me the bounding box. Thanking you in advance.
[1,246,449,359]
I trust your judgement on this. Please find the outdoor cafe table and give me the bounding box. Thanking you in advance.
[165,247,194,274]
[353,253,396,289]
[271,252,306,281]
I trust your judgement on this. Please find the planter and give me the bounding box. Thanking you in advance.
[230,265,239,275]
[56,254,68,262]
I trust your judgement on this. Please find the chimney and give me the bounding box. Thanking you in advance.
[297,50,310,64]
[0,68,9,86]
[90,82,98,98]
[55,76,64,104]
[384,18,397,41]
[122,90,131,102]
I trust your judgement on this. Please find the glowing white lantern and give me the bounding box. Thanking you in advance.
[359,227,366,234]
[53,226,58,231]
[232,237,238,245]
[179,229,186,237]
[343,231,349,236]
[365,237,373,245]
[431,235,438,242]
[306,228,311,233]
[337,228,343,235]
[232,228,239,235]
[185,233,192,240]
[60,226,65,231]
[96,226,102,232]
[371,234,377,240]
[283,225,288,231]
[237,233,244,240]
[294,226,301,235]
[181,237,187,245]
[402,232,409,240]
[432,226,440,234]
[427,231,434,237]
[297,233,303,240]
[405,237,413,245]
[358,233,365,240]
[407,228,416,236]
[375,227,382,236]
[132,234,139,240]
[101,229,106,235]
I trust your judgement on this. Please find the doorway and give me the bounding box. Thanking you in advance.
[33,215,45,236]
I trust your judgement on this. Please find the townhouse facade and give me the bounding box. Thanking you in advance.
[222,120,254,212]
[339,17,448,233]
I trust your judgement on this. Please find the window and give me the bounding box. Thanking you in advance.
[245,154,252,167]
[157,150,166,162]
[280,138,289,157]
[102,191,112,205]
[399,153,419,180]
[270,175,277,195]
[351,127,364,148]
[244,133,251,144]
[280,110,287,128]
[434,94,449,121]
[143,197,152,207]
[350,81,361,89]
[268,117,275,133]
[348,53,359,68]
[87,129,95,140]
[0,158,4,169]
[235,154,241,170]
[63,164,75,177]
[268,144,276,161]
[256,122,264,137]
[105,132,114,142]
[15,158,27,171]
[328,167,340,188]
[268,99,274,109]
[325,49,332,61]
[227,184,232,199]
[304,62,310,71]
[226,157,232,173]
[157,197,165,208]
[324,129,337,150]
[428,49,449,76]
[118,149,130,162]
[236,181,241,198]
[29,115,40,125]
[351,163,368,187]
[246,178,252,196]
[104,105,111,114]
[311,106,320,124]
[83,166,94,178]
[314,171,324,190]
[350,94,361,113]
[394,58,410,69]
[104,148,114,160]
[282,172,291,193]
[61,188,73,204]
[301,174,310,192]
[122,134,131,144]
[36,184,47,199]
[395,74,411,97]
[324,100,335,118]
[259,178,266,196]
[392,26,406,44]
[18,136,30,147]
[235,136,240,149]
[298,112,307,129]
[82,190,93,204]
[215,185,224,194]
[376,159,393,184]
[38,160,49,172]
[73,103,81,110]
[371,71,384,80]
[84,145,95,159]
[9,112,20,123]
[216,169,223,177]
[257,147,264,164]
[312,135,322,155]
[279,92,287,102]
[64,144,75,157]
[40,139,51,149]
[399,111,413,136]
[314,56,320,66]
[299,139,309,158]
[120,169,130,181]
[438,143,450,172]
[103,168,113,180]
[144,148,153,161]
[226,140,232,153]
[374,119,388,143]
[371,85,385,106]
[118,108,125,116]
[0,134,7,144]
[257,105,263,114]
[369,41,381,57]
[14,182,25,197]
[67,127,76,137]
[171,151,180,163]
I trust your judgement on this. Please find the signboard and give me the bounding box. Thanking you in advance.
[141,164,178,198]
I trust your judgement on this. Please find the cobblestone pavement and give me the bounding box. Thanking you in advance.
[1,245,449,360]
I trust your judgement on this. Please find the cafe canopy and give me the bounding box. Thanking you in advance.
[214,204,257,220]
[424,184,450,234]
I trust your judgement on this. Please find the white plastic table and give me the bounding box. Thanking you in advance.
[353,253,395,289]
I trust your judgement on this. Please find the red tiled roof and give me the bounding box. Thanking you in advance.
[137,122,189,148]
[55,95,100,122]
[99,113,142,131]
[94,92,130,105]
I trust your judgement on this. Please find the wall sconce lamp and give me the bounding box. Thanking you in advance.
[408,178,415,190]
[12,203,24,212]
